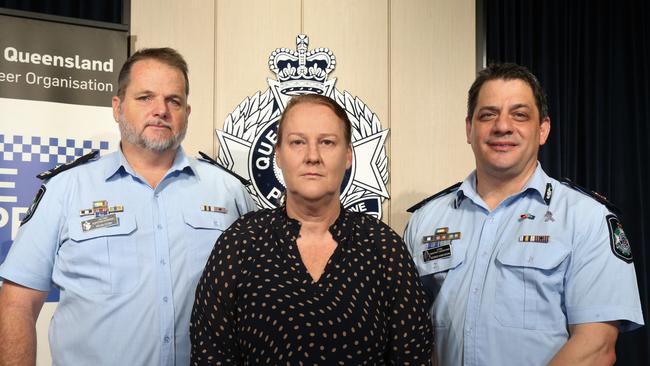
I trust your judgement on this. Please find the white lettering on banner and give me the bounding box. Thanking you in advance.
[0,72,22,83]
[24,72,113,91]
[4,46,114,72]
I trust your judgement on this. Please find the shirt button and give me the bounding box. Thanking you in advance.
[160,259,166,265]
[157,224,163,230]
[163,336,170,343]
[163,296,168,302]
[473,288,479,294]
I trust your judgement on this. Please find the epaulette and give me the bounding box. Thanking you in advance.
[198,151,251,186]
[560,178,622,216]
[407,182,461,213]
[36,150,99,180]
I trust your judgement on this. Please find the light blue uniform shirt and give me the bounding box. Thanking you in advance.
[0,147,256,366]
[405,164,644,366]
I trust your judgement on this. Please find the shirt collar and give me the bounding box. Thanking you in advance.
[274,204,351,248]
[455,171,477,208]
[521,163,551,203]
[104,146,196,181]
[455,162,550,208]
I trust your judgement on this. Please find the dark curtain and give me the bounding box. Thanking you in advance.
[0,0,122,24]
[486,0,649,364]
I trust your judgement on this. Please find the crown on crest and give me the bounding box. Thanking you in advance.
[268,34,336,95]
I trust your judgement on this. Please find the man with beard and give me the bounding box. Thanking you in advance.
[0,48,256,366]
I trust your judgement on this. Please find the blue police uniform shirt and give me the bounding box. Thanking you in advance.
[404,163,644,366]
[0,147,256,366]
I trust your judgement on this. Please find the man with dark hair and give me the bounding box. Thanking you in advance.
[0,47,255,365]
[405,63,644,365]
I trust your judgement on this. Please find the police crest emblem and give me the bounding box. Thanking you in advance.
[216,35,389,218]
[606,214,633,263]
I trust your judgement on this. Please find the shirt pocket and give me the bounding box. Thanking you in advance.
[60,213,138,295]
[182,210,235,268]
[494,242,570,330]
[419,243,468,328]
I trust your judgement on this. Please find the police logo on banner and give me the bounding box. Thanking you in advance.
[0,134,110,300]
[216,35,389,218]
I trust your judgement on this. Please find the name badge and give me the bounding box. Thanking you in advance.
[423,244,452,262]
[81,213,119,232]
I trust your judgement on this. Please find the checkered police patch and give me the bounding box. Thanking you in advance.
[606,214,633,263]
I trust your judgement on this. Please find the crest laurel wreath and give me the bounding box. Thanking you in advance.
[332,90,389,207]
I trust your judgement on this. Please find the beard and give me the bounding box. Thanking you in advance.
[117,112,187,152]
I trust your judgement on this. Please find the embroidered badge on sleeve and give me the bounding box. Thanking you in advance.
[20,185,46,226]
[606,214,633,263]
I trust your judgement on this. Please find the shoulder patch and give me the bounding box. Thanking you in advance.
[606,214,633,263]
[20,185,46,226]
[560,178,621,216]
[407,182,461,213]
[198,151,251,186]
[36,150,99,180]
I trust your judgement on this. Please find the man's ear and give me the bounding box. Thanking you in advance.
[539,117,551,145]
[112,96,121,122]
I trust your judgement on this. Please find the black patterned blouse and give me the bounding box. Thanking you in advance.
[190,207,433,365]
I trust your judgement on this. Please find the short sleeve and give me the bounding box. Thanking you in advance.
[564,205,644,331]
[0,178,67,291]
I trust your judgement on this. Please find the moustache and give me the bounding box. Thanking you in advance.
[145,119,173,129]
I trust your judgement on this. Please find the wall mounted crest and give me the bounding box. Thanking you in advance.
[217,35,389,218]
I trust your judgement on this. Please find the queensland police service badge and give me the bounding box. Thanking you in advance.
[216,35,389,218]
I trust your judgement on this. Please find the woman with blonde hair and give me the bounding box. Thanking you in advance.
[191,94,433,365]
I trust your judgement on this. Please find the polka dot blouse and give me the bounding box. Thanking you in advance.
[190,207,433,365]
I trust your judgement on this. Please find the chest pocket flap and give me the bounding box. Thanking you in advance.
[496,241,570,270]
[182,210,235,230]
